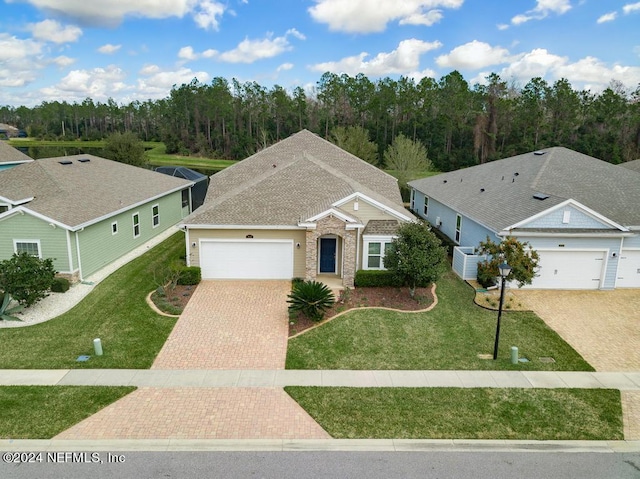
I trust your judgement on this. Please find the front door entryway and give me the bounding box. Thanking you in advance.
[319,237,337,273]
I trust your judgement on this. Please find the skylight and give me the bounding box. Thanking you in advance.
[533,193,549,200]
[58,160,73,165]
[78,158,91,163]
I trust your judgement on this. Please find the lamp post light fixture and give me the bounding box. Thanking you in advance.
[493,262,512,360]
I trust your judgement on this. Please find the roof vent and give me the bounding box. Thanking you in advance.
[58,160,73,165]
[480,188,485,192]
[533,151,546,156]
[78,158,91,163]
[513,172,519,176]
[533,193,549,200]
[443,180,447,183]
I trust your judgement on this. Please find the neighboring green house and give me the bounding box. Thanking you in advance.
[0,155,193,281]
[0,139,33,171]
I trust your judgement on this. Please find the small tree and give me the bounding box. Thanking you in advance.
[103,131,147,167]
[383,133,432,184]
[0,252,56,307]
[475,236,539,287]
[384,221,448,298]
[331,125,379,165]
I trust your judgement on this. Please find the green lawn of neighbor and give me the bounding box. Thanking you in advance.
[0,234,184,369]
[0,386,135,439]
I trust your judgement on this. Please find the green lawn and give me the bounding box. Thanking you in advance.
[285,387,622,440]
[0,233,184,369]
[0,386,135,438]
[286,272,593,371]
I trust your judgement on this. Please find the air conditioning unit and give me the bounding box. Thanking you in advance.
[435,217,442,228]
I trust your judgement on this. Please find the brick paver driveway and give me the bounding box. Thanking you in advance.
[152,280,291,370]
[56,280,330,440]
[512,289,640,371]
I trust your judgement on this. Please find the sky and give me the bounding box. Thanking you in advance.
[1,0,639,107]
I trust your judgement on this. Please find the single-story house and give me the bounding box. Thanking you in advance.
[409,147,640,289]
[0,123,19,139]
[181,129,414,287]
[0,155,193,281]
[0,140,33,171]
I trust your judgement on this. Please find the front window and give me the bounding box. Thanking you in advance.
[367,241,393,269]
[15,241,40,257]
[152,204,159,227]
[133,213,140,238]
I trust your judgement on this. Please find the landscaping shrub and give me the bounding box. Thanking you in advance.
[50,277,70,293]
[177,266,201,285]
[354,270,403,287]
[0,252,56,307]
[287,280,335,322]
[476,262,497,288]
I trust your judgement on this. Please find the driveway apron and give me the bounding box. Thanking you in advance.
[55,280,330,440]
[152,280,290,370]
[511,289,640,371]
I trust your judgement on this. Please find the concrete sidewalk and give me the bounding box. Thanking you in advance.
[3,369,640,389]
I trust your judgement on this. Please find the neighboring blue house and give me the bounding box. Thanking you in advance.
[409,147,640,290]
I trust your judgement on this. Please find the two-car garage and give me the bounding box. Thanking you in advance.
[199,239,294,280]
[528,250,606,290]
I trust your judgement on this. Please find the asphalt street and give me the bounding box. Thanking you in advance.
[2,451,640,479]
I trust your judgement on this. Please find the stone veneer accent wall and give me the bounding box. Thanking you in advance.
[305,215,357,287]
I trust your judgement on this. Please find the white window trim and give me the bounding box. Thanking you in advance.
[152,204,160,228]
[410,190,415,212]
[111,221,118,235]
[455,214,462,244]
[13,239,42,258]
[423,196,429,217]
[363,235,395,270]
[132,212,140,238]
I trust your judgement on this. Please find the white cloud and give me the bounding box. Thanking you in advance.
[511,0,572,25]
[436,40,512,70]
[474,48,640,94]
[277,63,294,72]
[597,12,617,23]
[178,46,198,61]
[39,65,130,101]
[308,0,463,33]
[0,34,44,87]
[7,0,226,29]
[310,39,442,76]
[136,66,211,98]
[27,19,82,43]
[623,2,640,14]
[497,23,509,30]
[98,43,122,54]
[218,30,304,63]
[0,33,42,62]
[52,55,76,67]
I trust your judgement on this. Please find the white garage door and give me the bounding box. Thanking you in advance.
[200,240,293,279]
[617,250,640,288]
[528,250,605,289]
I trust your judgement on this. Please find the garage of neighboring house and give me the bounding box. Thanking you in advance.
[617,249,640,287]
[527,250,606,290]
[199,239,294,280]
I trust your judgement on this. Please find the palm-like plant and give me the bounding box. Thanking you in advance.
[287,280,335,322]
[0,292,23,321]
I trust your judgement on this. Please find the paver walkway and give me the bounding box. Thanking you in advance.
[512,289,640,371]
[622,392,640,441]
[152,280,290,370]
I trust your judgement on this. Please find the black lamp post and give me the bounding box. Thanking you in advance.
[493,262,512,360]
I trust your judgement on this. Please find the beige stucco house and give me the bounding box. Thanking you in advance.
[181,129,414,287]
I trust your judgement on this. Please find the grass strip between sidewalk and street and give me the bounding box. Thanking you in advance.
[285,387,623,440]
[0,233,184,369]
[0,386,135,439]
[286,272,593,371]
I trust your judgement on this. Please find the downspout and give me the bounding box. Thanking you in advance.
[75,228,84,281]
[65,229,75,275]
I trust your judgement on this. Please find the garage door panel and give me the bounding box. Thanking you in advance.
[617,250,640,288]
[200,240,293,279]
[526,250,605,290]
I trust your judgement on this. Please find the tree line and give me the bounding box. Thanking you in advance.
[1,71,638,171]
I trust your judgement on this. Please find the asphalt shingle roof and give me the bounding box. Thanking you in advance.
[0,141,33,164]
[620,159,640,174]
[409,147,640,231]
[185,130,407,226]
[0,155,192,229]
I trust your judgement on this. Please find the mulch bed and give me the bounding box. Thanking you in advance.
[150,284,196,315]
[289,285,434,337]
